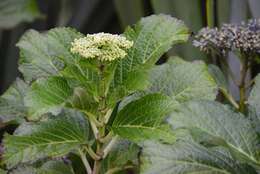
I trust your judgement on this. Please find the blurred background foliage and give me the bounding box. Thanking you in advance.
[0,0,259,95]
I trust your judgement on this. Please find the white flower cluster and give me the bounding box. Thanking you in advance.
[70,33,133,61]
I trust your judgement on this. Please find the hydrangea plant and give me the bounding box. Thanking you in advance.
[0,14,260,174]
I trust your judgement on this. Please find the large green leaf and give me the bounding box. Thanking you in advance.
[112,93,175,143]
[25,76,73,120]
[17,27,83,82]
[0,0,42,29]
[37,160,75,174]
[148,57,217,102]
[110,14,189,103]
[9,160,75,174]
[141,140,252,174]
[118,57,217,111]
[3,110,89,168]
[0,79,28,122]
[168,100,260,165]
[151,0,204,61]
[25,76,99,120]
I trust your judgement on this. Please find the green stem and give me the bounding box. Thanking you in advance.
[220,88,239,109]
[89,119,99,139]
[238,57,249,113]
[102,136,119,159]
[105,165,134,174]
[85,146,101,160]
[93,142,102,174]
[78,149,92,174]
[206,0,215,28]
[99,131,113,143]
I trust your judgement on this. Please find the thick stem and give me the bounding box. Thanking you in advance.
[238,57,249,113]
[206,0,215,28]
[93,142,102,174]
[78,149,92,174]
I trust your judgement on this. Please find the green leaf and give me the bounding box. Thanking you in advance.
[141,140,252,174]
[25,76,73,120]
[118,57,217,111]
[17,27,83,82]
[37,160,75,174]
[60,59,100,98]
[9,165,36,174]
[249,74,260,114]
[147,57,217,102]
[0,79,28,122]
[0,168,6,174]
[101,139,139,173]
[65,87,99,115]
[151,0,205,61]
[0,0,42,29]
[208,64,228,91]
[9,160,75,174]
[112,93,175,143]
[110,14,189,102]
[168,100,260,166]
[3,109,89,168]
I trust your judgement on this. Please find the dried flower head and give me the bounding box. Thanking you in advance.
[71,33,133,61]
[193,19,260,56]
[193,27,232,55]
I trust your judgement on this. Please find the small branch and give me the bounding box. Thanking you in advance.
[220,88,239,109]
[85,146,101,160]
[78,149,92,174]
[104,109,113,124]
[90,120,99,139]
[105,165,134,174]
[102,136,119,159]
[221,56,240,86]
[85,111,103,127]
[99,131,113,143]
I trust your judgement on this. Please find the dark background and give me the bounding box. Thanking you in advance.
[0,0,259,98]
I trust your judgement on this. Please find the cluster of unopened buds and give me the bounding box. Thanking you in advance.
[193,19,260,56]
[70,33,133,62]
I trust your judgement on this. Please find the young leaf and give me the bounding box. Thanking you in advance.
[110,14,190,103]
[168,100,260,166]
[141,140,252,174]
[25,76,73,120]
[0,79,28,122]
[17,28,83,82]
[0,0,42,29]
[112,93,175,143]
[3,110,89,168]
